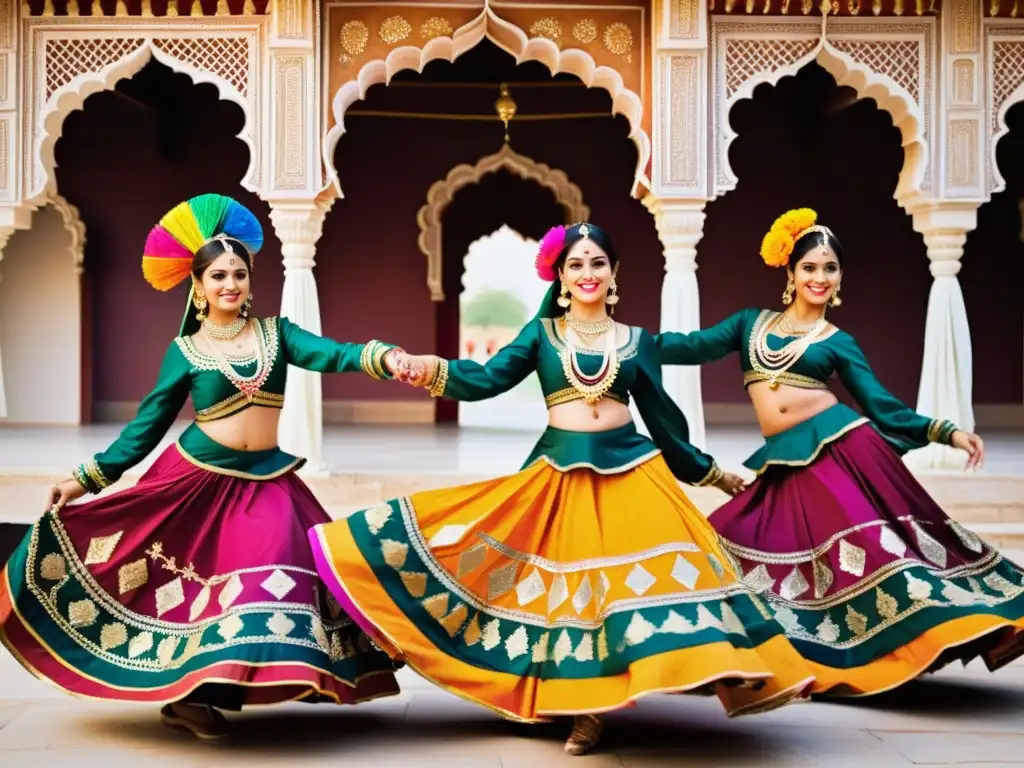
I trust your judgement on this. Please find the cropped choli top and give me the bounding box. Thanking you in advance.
[73,317,395,493]
[654,308,958,471]
[425,317,722,487]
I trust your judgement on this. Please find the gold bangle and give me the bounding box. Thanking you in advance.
[426,357,449,398]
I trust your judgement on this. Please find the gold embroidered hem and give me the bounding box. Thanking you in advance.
[0,442,401,707]
[310,456,818,721]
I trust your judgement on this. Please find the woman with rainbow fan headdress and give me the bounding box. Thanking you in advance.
[0,194,410,738]
[307,222,818,757]
[653,207,1024,696]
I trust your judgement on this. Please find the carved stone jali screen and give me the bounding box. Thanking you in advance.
[21,16,265,203]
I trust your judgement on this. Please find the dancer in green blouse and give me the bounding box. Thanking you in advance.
[309,222,819,757]
[656,207,1024,697]
[1,194,406,739]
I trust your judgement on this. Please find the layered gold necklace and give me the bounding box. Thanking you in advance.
[201,319,270,401]
[560,316,620,417]
[749,311,826,390]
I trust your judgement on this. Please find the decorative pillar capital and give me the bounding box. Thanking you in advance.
[643,197,708,272]
[267,197,333,272]
[911,202,979,240]
[911,202,979,277]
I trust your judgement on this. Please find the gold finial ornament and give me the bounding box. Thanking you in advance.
[495,83,517,143]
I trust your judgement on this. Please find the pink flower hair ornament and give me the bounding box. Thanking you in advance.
[535,225,567,282]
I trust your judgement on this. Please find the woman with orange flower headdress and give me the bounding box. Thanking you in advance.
[306,222,820,757]
[653,208,1024,697]
[0,194,408,739]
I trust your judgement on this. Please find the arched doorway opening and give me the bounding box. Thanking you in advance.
[54,58,269,423]
[703,62,917,421]
[441,171,564,426]
[961,101,1024,427]
[0,199,84,424]
[319,39,661,425]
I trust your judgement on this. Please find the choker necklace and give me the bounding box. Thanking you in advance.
[776,312,822,336]
[564,313,613,339]
[203,317,247,341]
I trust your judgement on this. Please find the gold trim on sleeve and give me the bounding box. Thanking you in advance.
[696,463,724,488]
[83,460,110,490]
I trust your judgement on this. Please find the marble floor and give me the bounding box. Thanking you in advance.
[5,648,1024,766]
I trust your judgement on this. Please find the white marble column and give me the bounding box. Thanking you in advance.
[269,199,332,475]
[907,204,978,470]
[0,227,13,419]
[643,197,709,450]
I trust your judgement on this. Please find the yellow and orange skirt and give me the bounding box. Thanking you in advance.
[309,455,816,722]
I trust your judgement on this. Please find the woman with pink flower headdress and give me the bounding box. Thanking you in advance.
[308,222,818,756]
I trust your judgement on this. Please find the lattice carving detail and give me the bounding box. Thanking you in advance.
[829,39,920,102]
[44,38,145,99]
[153,38,250,97]
[724,38,817,96]
[992,41,1024,114]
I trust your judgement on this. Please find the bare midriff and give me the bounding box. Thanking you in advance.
[548,399,634,432]
[748,381,839,437]
[196,406,282,451]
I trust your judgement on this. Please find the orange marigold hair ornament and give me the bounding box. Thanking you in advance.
[759,208,819,268]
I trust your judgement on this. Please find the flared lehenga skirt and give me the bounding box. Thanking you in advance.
[309,454,816,722]
[0,445,400,707]
[710,423,1024,697]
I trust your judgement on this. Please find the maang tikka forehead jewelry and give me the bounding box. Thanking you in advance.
[578,223,591,239]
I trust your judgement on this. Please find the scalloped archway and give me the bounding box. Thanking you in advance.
[416,143,589,302]
[720,38,926,209]
[324,6,649,199]
[991,80,1024,195]
[30,42,256,205]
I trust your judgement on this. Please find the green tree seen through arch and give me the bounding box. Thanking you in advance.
[461,290,528,328]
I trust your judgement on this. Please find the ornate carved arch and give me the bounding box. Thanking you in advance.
[987,33,1024,194]
[26,27,261,205]
[47,194,87,275]
[416,144,589,302]
[714,19,932,210]
[324,6,649,199]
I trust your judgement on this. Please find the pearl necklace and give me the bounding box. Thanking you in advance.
[564,313,613,339]
[201,320,271,400]
[203,317,247,341]
[749,312,826,390]
[560,320,620,418]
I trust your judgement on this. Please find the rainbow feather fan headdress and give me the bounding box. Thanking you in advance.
[142,194,264,292]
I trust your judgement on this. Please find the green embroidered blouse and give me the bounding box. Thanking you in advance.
[653,308,959,473]
[425,317,723,486]
[73,317,396,493]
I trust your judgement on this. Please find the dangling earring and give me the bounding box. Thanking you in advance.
[605,278,619,314]
[557,283,571,309]
[193,290,208,322]
[782,276,795,306]
[830,286,843,307]
[241,293,253,318]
